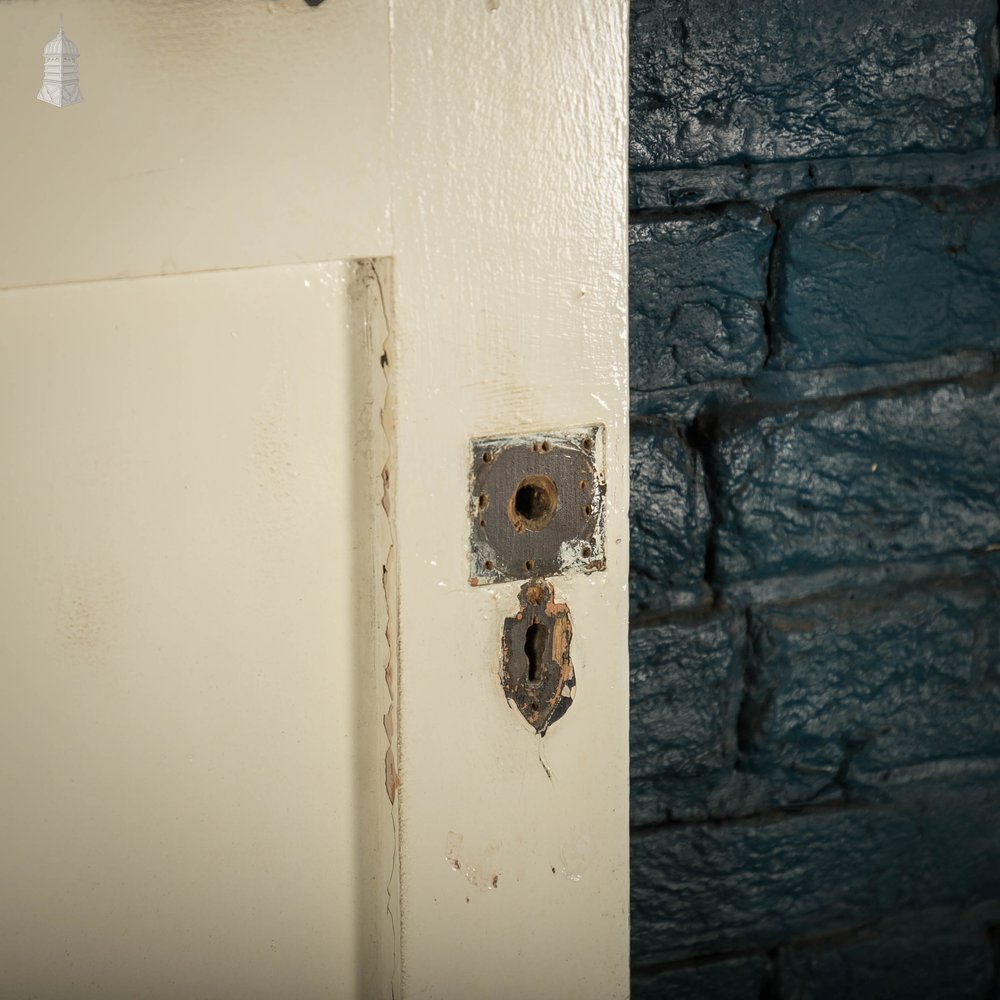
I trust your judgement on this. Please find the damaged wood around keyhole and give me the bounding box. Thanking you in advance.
[501,579,575,735]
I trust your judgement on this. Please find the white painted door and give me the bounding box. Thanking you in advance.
[0,263,388,999]
[0,3,629,998]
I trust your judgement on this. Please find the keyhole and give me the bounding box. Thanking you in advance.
[525,620,548,684]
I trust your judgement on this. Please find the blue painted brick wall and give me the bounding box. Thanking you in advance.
[628,0,1000,995]
[774,188,1000,369]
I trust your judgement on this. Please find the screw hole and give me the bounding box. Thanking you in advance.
[478,493,488,508]
[580,479,587,490]
[582,545,592,558]
[484,560,494,570]
[584,504,593,517]
[525,559,535,572]
[541,441,550,452]
[582,437,593,452]
[479,519,486,527]
[483,451,493,463]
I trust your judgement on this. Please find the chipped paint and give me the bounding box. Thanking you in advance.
[445,832,502,891]
[374,260,401,1000]
[367,260,400,811]
[384,749,400,805]
[559,832,593,883]
[446,831,463,870]
[354,258,401,1000]
[500,579,576,734]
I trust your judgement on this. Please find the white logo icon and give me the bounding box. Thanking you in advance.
[37,24,82,108]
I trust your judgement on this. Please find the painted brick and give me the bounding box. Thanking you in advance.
[992,926,1000,1000]
[631,767,765,830]
[775,188,1000,369]
[713,380,1000,584]
[631,149,1000,213]
[632,953,770,1000]
[628,0,1000,988]
[630,419,710,612]
[741,577,1000,804]
[629,209,772,407]
[630,0,996,170]
[630,775,1000,966]
[778,910,991,1000]
[630,614,743,781]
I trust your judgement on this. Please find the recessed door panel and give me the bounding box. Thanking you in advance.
[0,262,377,999]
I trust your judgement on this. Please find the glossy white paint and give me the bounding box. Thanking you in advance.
[390,3,630,997]
[0,263,388,998]
[0,0,391,289]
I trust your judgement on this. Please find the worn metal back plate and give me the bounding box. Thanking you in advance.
[468,425,605,585]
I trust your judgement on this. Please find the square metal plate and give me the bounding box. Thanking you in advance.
[468,425,606,586]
